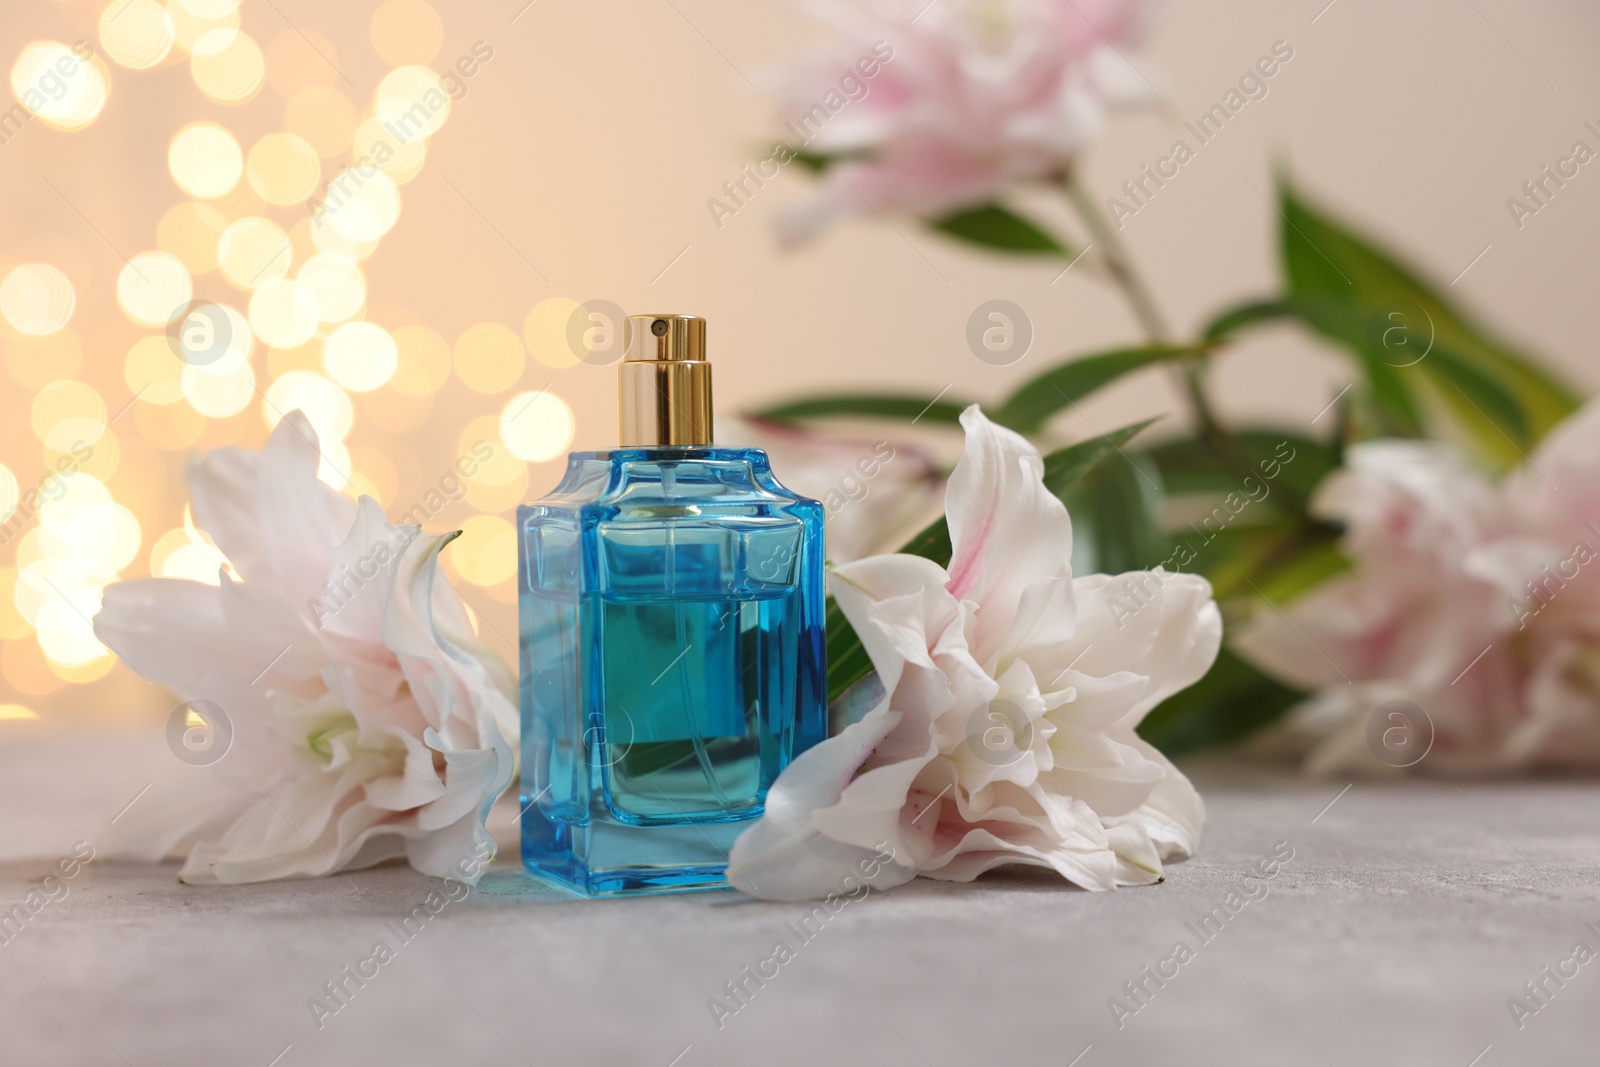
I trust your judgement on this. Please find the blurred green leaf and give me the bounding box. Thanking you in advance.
[755,392,973,427]
[1060,453,1165,575]
[1144,431,1337,503]
[995,346,1187,433]
[825,419,1155,702]
[1278,179,1578,466]
[1202,299,1298,341]
[928,203,1069,255]
[1138,647,1303,756]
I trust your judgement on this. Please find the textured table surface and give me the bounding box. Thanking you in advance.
[2,734,1598,1067]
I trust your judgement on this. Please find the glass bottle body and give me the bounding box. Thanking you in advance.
[518,447,826,896]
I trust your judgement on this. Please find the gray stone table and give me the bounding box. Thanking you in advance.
[2,735,1597,1067]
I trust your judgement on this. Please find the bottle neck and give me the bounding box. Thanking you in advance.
[618,359,714,447]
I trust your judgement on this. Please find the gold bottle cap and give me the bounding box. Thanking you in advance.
[619,314,714,447]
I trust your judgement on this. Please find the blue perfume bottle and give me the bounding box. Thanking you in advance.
[518,314,826,896]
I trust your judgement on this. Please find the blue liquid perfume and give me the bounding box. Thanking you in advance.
[518,314,827,896]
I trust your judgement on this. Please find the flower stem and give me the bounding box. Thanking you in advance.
[1063,173,1227,451]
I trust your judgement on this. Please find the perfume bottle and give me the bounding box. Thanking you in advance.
[518,314,826,896]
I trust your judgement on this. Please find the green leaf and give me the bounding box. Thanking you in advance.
[1060,453,1165,575]
[1143,431,1337,504]
[754,392,974,428]
[823,419,1156,703]
[994,346,1187,433]
[928,203,1069,255]
[1278,179,1578,466]
[1138,647,1303,756]
[1201,299,1297,342]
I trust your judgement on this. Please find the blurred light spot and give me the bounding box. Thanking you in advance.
[177,1,241,23]
[52,428,118,483]
[35,592,109,668]
[0,570,31,639]
[100,0,176,69]
[353,116,427,184]
[360,388,432,433]
[51,655,117,684]
[11,42,108,131]
[167,0,239,52]
[267,341,322,378]
[264,28,339,98]
[0,465,16,521]
[31,380,106,451]
[390,324,451,396]
[351,445,398,505]
[451,515,516,586]
[376,66,450,141]
[465,466,528,513]
[1,264,76,336]
[191,28,263,104]
[501,391,574,462]
[169,122,243,199]
[249,280,320,349]
[525,297,582,368]
[117,252,192,328]
[247,132,321,205]
[298,254,365,323]
[457,417,523,488]
[264,369,353,442]
[454,323,523,393]
[0,704,38,720]
[183,360,254,418]
[218,217,291,289]
[6,330,82,388]
[310,219,378,262]
[317,169,401,243]
[159,540,229,584]
[370,0,444,66]
[1,638,61,696]
[323,321,398,392]
[285,86,358,158]
[135,398,206,449]
[39,492,142,575]
[158,201,228,273]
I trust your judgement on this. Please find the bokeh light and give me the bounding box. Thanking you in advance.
[370,0,444,66]
[451,515,516,586]
[501,391,575,462]
[454,323,524,393]
[1,265,76,336]
[248,280,320,349]
[217,217,291,289]
[158,201,229,273]
[191,28,263,104]
[264,28,339,98]
[125,336,186,405]
[318,169,401,243]
[524,297,583,368]
[117,252,192,328]
[169,122,244,199]
[323,321,398,392]
[167,0,240,53]
[31,380,106,452]
[376,66,450,140]
[100,0,177,70]
[246,133,321,205]
[298,254,365,323]
[5,331,81,388]
[284,86,358,158]
[390,324,451,396]
[11,42,108,131]
[263,369,353,443]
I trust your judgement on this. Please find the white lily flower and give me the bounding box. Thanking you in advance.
[94,412,516,884]
[727,406,1220,900]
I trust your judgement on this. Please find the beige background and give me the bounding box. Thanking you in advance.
[2,0,1598,727]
